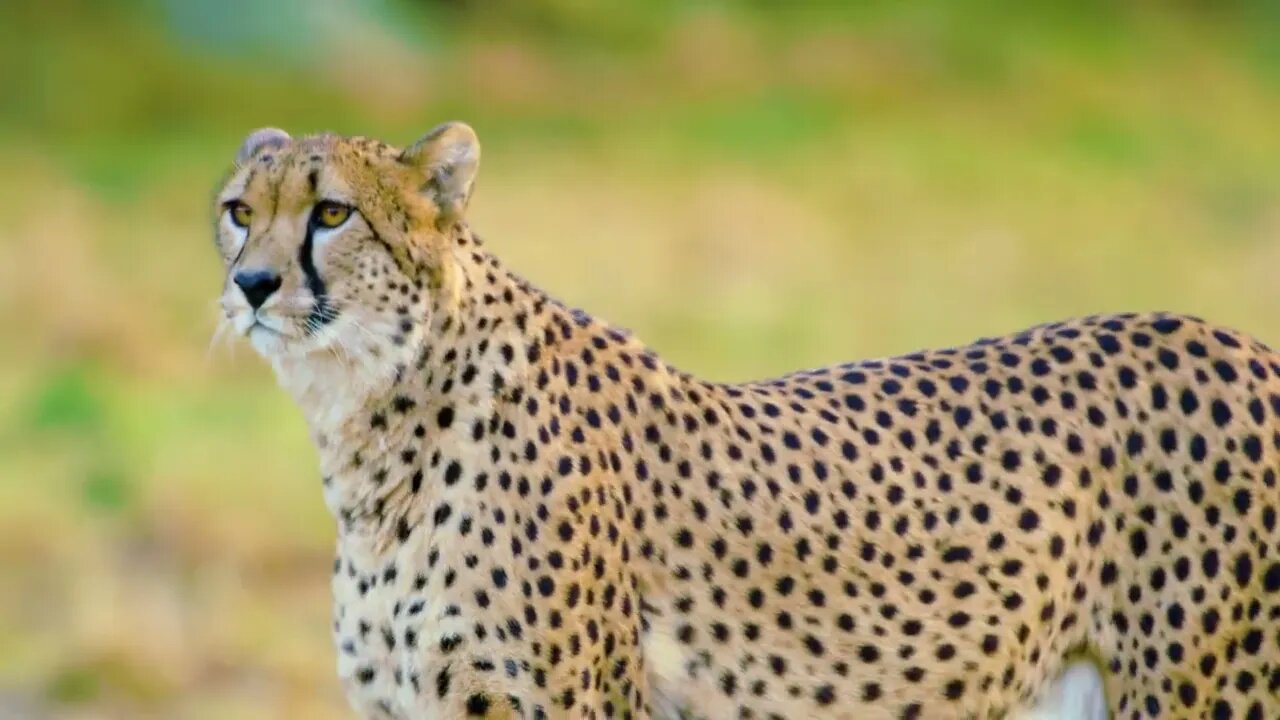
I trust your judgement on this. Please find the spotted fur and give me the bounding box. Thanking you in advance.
[213,124,1280,719]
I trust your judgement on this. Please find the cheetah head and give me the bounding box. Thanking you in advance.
[212,123,478,392]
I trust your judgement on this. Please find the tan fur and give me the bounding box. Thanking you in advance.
[213,125,1280,719]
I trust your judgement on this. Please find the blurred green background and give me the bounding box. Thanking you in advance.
[1,1,1279,718]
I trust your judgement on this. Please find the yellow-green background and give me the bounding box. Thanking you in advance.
[2,2,1279,718]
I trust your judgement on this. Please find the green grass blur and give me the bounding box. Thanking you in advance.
[1,1,1279,717]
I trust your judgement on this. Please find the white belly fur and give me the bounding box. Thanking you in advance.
[1010,660,1108,720]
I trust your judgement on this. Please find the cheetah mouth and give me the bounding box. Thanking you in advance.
[245,320,290,355]
[236,310,286,337]
[247,319,280,336]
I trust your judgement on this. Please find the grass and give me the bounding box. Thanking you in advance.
[1,2,1279,717]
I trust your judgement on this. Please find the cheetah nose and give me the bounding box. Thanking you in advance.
[233,269,283,309]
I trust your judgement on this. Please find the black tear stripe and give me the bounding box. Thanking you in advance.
[230,231,257,267]
[301,215,338,332]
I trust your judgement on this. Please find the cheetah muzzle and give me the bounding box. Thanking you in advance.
[212,123,1280,719]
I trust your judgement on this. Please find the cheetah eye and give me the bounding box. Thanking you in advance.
[225,201,253,229]
[313,200,353,229]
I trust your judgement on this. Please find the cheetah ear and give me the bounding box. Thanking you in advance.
[236,128,291,166]
[401,121,480,223]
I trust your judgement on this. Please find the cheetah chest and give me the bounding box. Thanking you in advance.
[331,538,439,718]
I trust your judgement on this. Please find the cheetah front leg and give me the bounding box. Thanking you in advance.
[1009,659,1108,720]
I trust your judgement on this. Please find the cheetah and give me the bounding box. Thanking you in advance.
[213,122,1280,719]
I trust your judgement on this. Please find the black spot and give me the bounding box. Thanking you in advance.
[1202,549,1220,578]
[442,461,463,486]
[1263,562,1280,592]
[1234,554,1253,587]
[435,666,452,698]
[1017,510,1040,531]
[466,694,490,716]
[1129,529,1148,556]
[1001,450,1021,471]
[1234,489,1252,515]
[1213,360,1238,382]
[1179,389,1199,415]
[1211,400,1232,427]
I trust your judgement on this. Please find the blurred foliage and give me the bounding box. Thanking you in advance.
[0,1,1278,718]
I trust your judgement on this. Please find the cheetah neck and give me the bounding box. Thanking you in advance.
[284,234,675,557]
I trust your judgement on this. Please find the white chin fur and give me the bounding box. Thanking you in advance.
[1011,660,1108,720]
[248,324,286,356]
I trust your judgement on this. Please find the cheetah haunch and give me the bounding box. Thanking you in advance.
[213,123,1280,719]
